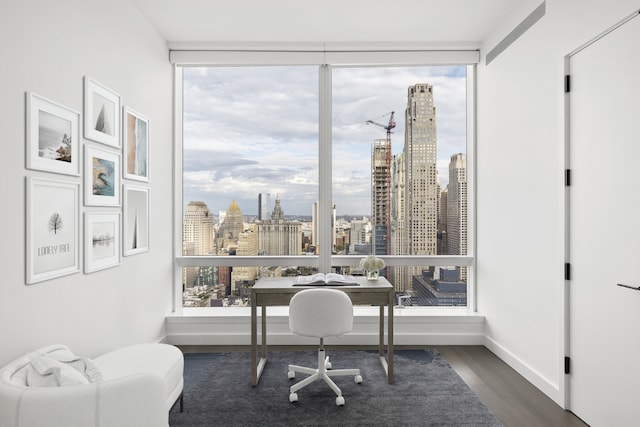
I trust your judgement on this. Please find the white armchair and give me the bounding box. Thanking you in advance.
[0,343,183,427]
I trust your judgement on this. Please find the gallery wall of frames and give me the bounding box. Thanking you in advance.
[25,77,150,284]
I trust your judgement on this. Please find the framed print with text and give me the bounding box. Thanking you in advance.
[84,212,121,273]
[123,185,149,256]
[26,177,80,284]
[84,77,121,148]
[26,92,80,176]
[85,145,120,206]
[123,107,149,182]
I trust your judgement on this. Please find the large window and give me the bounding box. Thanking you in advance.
[174,51,475,310]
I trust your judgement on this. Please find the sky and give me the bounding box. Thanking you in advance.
[182,65,467,217]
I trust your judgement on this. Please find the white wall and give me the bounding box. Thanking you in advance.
[0,0,173,366]
[476,0,639,406]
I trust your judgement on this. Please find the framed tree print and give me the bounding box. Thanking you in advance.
[123,107,149,182]
[123,185,149,256]
[85,145,120,206]
[26,177,80,284]
[84,212,121,273]
[84,77,121,148]
[26,92,80,176]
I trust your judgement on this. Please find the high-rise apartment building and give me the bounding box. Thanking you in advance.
[447,153,467,280]
[221,199,244,249]
[183,201,214,256]
[391,152,408,291]
[404,83,439,257]
[232,224,259,294]
[438,188,448,255]
[182,201,214,289]
[258,193,271,221]
[372,138,392,256]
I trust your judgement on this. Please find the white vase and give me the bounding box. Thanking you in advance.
[367,270,379,280]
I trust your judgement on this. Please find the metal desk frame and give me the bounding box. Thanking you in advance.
[250,276,394,386]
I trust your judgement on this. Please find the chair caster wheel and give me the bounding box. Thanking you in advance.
[289,392,298,403]
[335,396,345,406]
[354,374,363,384]
[288,370,295,379]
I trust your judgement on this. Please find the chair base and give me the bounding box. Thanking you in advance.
[287,349,362,406]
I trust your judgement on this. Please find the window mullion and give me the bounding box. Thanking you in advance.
[318,64,332,272]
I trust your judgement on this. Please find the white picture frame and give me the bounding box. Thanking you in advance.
[84,77,121,148]
[85,145,120,206]
[123,185,149,256]
[26,92,80,176]
[26,177,80,284]
[123,107,149,182]
[84,212,121,273]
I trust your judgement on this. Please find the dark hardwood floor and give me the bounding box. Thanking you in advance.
[177,344,588,427]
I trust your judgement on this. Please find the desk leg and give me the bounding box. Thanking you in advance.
[379,305,385,358]
[378,298,395,384]
[388,293,394,384]
[251,301,257,386]
[261,304,267,369]
[252,304,268,386]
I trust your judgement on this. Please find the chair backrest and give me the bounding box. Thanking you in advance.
[289,288,353,338]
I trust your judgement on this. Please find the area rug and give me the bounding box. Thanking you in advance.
[169,349,503,426]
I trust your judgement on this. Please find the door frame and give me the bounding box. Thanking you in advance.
[563,7,640,411]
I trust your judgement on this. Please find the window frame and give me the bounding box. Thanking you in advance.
[172,47,477,315]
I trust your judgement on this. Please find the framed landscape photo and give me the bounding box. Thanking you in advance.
[85,145,120,206]
[123,107,149,182]
[84,77,121,148]
[84,212,121,273]
[26,177,80,284]
[123,185,149,256]
[26,92,80,176]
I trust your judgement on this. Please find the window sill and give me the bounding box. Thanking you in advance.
[165,307,485,346]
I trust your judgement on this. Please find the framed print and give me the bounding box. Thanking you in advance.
[84,212,121,273]
[123,185,149,256]
[84,77,121,148]
[26,177,80,284]
[26,92,80,176]
[85,145,120,206]
[123,107,149,182]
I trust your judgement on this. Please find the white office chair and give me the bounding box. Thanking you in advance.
[287,288,363,406]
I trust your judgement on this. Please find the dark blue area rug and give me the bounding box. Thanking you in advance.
[169,349,503,426]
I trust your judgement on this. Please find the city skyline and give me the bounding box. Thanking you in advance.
[183,65,467,216]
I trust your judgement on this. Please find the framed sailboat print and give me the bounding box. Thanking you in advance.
[123,184,149,256]
[26,92,81,176]
[84,77,121,148]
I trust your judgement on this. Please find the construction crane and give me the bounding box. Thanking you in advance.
[366,111,395,257]
[366,111,396,137]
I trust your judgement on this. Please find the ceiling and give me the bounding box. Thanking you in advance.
[130,0,530,48]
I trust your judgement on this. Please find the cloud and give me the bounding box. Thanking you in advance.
[182,65,467,216]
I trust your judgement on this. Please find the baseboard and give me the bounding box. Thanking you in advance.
[483,335,563,406]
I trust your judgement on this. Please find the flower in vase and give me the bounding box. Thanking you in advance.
[360,255,385,272]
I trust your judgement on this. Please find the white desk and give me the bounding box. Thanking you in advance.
[250,276,394,386]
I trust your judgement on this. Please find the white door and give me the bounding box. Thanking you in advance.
[568,13,640,426]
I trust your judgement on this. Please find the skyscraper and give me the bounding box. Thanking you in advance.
[222,199,244,249]
[232,224,259,294]
[183,201,214,256]
[447,153,467,280]
[404,83,439,257]
[257,195,302,256]
[182,201,214,289]
[372,138,392,256]
[391,152,408,291]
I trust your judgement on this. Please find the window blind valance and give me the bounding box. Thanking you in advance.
[169,45,479,66]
